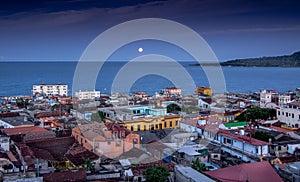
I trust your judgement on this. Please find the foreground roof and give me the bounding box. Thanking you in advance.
[205,161,283,182]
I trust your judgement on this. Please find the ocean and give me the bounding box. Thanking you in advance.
[0,61,299,96]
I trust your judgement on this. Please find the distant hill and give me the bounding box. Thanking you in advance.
[221,51,300,67]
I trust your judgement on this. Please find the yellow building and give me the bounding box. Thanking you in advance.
[119,115,180,132]
[196,86,212,96]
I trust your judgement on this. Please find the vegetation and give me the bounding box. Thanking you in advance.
[16,98,29,107]
[221,51,300,67]
[181,105,200,114]
[167,103,181,113]
[83,158,94,172]
[235,108,276,122]
[254,130,274,142]
[144,166,170,182]
[192,158,207,173]
[91,111,105,122]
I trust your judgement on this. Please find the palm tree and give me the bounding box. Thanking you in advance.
[192,158,207,173]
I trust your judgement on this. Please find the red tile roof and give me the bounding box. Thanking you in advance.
[43,170,86,182]
[25,137,75,161]
[205,161,283,182]
[65,143,99,166]
[3,126,48,136]
[218,130,269,146]
[181,119,198,127]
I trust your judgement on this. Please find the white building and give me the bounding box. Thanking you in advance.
[278,94,291,107]
[277,100,300,128]
[33,84,68,96]
[260,90,272,108]
[0,136,10,151]
[75,90,100,100]
[174,165,214,182]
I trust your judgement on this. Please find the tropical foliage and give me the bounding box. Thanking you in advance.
[144,166,170,182]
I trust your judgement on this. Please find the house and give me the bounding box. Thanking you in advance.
[177,144,208,164]
[205,161,283,182]
[277,100,300,128]
[43,170,86,182]
[276,161,300,181]
[2,126,55,143]
[118,115,180,132]
[0,115,33,128]
[195,86,212,96]
[198,97,211,111]
[0,136,10,151]
[72,122,140,158]
[174,165,214,182]
[23,137,75,170]
[219,121,247,130]
[0,150,20,173]
[217,130,269,162]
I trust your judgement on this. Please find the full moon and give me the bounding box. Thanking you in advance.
[138,47,143,53]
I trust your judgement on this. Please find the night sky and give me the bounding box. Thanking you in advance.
[1,0,300,61]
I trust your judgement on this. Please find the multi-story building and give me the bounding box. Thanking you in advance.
[260,90,273,108]
[75,90,100,100]
[33,83,68,96]
[277,100,300,128]
[72,122,140,158]
[278,94,291,107]
[195,86,212,96]
[118,115,180,132]
[162,87,182,97]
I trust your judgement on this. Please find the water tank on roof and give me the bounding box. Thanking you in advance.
[240,129,245,136]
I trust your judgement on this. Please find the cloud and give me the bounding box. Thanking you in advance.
[201,25,300,35]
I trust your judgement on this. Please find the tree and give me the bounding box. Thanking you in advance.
[91,111,105,122]
[192,158,207,173]
[235,108,276,122]
[83,158,94,172]
[254,130,274,142]
[167,104,181,113]
[144,166,170,182]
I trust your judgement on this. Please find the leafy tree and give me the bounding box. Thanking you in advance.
[91,111,105,122]
[254,130,274,142]
[83,158,94,172]
[167,104,181,113]
[192,158,207,173]
[144,166,170,182]
[181,105,200,114]
[236,108,276,122]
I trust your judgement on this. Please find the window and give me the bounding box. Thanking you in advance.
[116,140,121,146]
[164,122,167,128]
[226,139,232,144]
[131,125,134,131]
[292,114,294,118]
[256,147,258,153]
[155,124,158,129]
[278,146,282,151]
[137,125,140,131]
[286,112,288,117]
[278,111,280,115]
[170,121,173,127]
[176,120,178,126]
[144,125,146,131]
